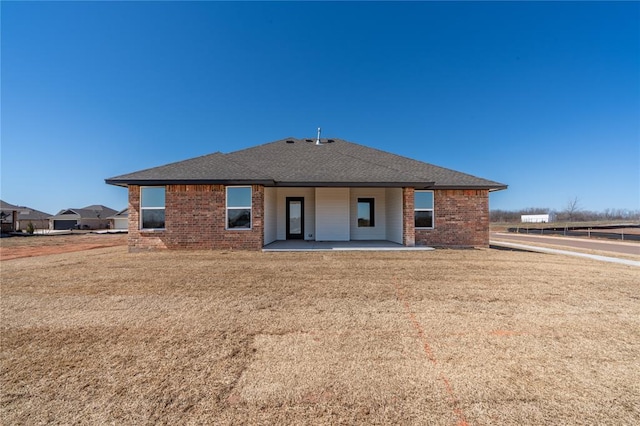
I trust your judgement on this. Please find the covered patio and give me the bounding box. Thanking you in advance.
[262,240,434,252]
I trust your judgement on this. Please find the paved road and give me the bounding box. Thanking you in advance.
[491,233,640,256]
[505,228,640,241]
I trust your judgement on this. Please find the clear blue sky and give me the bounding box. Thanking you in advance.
[2,1,639,215]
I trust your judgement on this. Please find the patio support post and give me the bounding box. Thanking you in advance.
[402,187,415,247]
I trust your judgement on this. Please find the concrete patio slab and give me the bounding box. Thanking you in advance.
[263,240,434,252]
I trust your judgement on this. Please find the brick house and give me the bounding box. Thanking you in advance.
[105,137,506,251]
[49,205,117,230]
[1,200,51,233]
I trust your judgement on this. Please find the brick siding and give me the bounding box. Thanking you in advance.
[402,187,415,247]
[414,189,490,247]
[127,185,488,251]
[128,184,264,251]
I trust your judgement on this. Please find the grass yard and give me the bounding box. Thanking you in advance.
[1,245,639,425]
[0,233,127,261]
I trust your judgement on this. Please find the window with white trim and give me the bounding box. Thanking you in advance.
[414,190,434,229]
[140,186,165,230]
[226,186,252,229]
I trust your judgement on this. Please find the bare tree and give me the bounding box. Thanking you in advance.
[565,196,581,222]
[490,206,639,223]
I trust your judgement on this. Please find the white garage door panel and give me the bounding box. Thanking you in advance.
[114,218,128,230]
[315,188,350,241]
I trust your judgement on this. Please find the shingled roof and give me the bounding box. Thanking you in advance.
[51,205,118,220]
[0,200,52,221]
[106,138,506,190]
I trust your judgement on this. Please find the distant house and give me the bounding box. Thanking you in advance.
[106,137,507,250]
[107,208,129,230]
[0,200,51,232]
[0,200,19,233]
[49,205,117,230]
[521,214,554,223]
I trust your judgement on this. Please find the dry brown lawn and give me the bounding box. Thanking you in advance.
[1,245,639,425]
[0,233,127,261]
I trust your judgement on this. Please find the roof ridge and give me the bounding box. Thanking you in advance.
[218,152,275,180]
[227,138,291,154]
[332,139,433,182]
[343,139,504,186]
[105,137,506,189]
[105,151,225,181]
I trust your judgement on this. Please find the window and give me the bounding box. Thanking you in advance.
[140,186,165,230]
[414,190,434,228]
[357,198,375,227]
[226,186,252,229]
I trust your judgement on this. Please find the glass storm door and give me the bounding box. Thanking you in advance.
[286,197,304,240]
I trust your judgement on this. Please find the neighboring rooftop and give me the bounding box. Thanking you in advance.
[51,205,118,219]
[0,200,52,220]
[107,208,128,219]
[106,138,507,190]
[0,200,21,210]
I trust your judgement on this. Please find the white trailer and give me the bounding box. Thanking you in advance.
[521,214,551,223]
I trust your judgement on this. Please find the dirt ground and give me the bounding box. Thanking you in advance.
[0,233,127,261]
[1,245,639,425]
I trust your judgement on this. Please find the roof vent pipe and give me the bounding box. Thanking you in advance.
[316,127,321,145]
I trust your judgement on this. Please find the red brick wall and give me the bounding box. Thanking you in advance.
[414,189,490,247]
[402,188,415,247]
[127,184,487,250]
[128,184,264,251]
